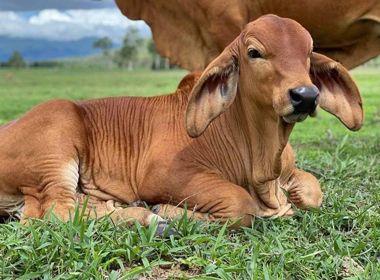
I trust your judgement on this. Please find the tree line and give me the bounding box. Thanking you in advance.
[92,27,173,70]
[1,27,174,70]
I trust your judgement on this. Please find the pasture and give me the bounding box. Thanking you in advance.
[0,68,379,279]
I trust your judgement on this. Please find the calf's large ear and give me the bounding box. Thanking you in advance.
[310,52,363,130]
[186,47,239,138]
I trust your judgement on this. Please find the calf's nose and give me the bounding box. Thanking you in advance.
[289,86,319,114]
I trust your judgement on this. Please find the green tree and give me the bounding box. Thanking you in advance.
[147,39,172,70]
[147,39,161,70]
[7,51,26,68]
[114,27,143,70]
[92,37,113,56]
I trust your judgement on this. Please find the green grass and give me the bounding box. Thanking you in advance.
[0,68,379,279]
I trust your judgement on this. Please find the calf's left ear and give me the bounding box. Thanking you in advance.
[310,52,363,130]
[186,46,239,138]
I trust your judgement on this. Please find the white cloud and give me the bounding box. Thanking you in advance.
[29,10,72,24]
[0,8,149,42]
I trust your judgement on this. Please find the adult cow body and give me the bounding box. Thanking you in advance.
[0,16,363,228]
[116,0,380,70]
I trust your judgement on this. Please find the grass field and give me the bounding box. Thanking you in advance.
[0,68,379,279]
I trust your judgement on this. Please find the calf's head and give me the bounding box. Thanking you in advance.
[186,15,363,137]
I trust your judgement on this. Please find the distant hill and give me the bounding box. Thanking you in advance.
[0,36,121,62]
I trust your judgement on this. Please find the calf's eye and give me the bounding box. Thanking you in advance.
[247,48,262,59]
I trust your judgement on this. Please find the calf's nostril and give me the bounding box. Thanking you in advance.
[289,90,302,103]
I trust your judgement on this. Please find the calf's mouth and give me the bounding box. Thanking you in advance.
[282,107,318,124]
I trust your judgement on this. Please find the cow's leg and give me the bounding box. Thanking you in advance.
[284,169,323,209]
[274,143,322,212]
[0,100,87,222]
[19,159,80,222]
[76,194,163,225]
[111,206,165,226]
[153,199,292,226]
[21,195,42,222]
[152,203,208,221]
[110,206,175,236]
[253,143,295,210]
[76,194,173,235]
[144,177,291,228]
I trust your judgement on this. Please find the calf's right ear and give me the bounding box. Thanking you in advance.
[185,47,239,138]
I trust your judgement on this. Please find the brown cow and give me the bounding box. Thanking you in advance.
[0,16,362,230]
[116,0,380,71]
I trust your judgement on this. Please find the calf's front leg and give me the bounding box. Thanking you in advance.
[284,169,323,209]
[75,194,173,235]
[143,175,292,228]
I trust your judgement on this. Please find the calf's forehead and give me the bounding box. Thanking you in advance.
[243,16,313,56]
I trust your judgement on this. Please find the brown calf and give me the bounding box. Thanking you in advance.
[0,15,362,229]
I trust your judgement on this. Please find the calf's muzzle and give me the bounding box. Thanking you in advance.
[289,85,319,114]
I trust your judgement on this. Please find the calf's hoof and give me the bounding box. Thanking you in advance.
[156,220,178,237]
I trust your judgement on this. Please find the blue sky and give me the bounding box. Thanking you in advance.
[0,0,150,42]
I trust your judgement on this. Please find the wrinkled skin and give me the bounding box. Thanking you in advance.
[116,0,380,71]
[0,16,362,228]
